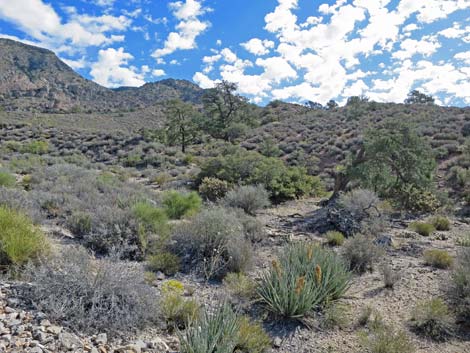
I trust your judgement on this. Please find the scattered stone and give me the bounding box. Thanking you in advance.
[39,320,50,327]
[132,339,147,350]
[58,331,82,351]
[0,281,172,353]
[147,338,169,351]
[375,234,393,247]
[46,325,62,335]
[302,200,361,237]
[33,330,47,343]
[95,333,107,346]
[4,307,15,314]
[273,337,282,348]
[155,271,166,281]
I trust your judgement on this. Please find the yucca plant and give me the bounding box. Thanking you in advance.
[257,242,351,318]
[178,302,240,353]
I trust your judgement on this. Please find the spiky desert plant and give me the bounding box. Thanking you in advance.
[258,242,351,318]
[178,302,240,353]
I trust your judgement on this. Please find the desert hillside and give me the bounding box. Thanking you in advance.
[0,39,469,353]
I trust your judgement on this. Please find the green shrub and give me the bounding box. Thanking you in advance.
[357,306,373,326]
[322,302,351,329]
[5,140,21,152]
[223,272,256,299]
[21,140,49,154]
[198,148,324,201]
[21,174,32,190]
[66,212,92,237]
[25,164,157,260]
[260,138,281,157]
[147,251,180,275]
[409,222,435,237]
[161,280,199,329]
[9,155,45,174]
[270,166,324,202]
[258,242,351,318]
[122,154,143,167]
[132,201,169,255]
[144,271,157,284]
[233,209,266,243]
[399,186,440,213]
[96,172,120,187]
[456,235,470,247]
[0,170,16,188]
[449,247,470,320]
[183,154,196,165]
[225,123,248,141]
[162,191,202,219]
[223,185,270,215]
[172,207,253,280]
[431,216,451,231]
[344,124,436,212]
[325,231,345,246]
[341,234,383,273]
[410,298,453,341]
[424,249,453,269]
[0,206,49,266]
[153,172,171,186]
[237,316,271,353]
[132,201,168,235]
[359,321,414,353]
[198,177,230,201]
[178,302,240,353]
[162,279,185,293]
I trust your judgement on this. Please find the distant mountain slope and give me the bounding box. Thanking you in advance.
[115,79,204,108]
[0,39,203,112]
[242,101,470,189]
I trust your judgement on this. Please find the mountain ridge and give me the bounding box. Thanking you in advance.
[0,38,204,113]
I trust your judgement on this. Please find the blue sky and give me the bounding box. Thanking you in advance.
[0,0,469,106]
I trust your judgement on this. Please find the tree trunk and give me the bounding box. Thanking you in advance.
[181,132,186,153]
[329,144,367,202]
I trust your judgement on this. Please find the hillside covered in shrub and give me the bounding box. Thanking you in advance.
[0,38,469,353]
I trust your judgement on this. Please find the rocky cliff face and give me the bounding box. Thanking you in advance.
[0,39,203,113]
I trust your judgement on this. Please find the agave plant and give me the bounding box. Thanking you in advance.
[258,242,351,318]
[178,302,240,353]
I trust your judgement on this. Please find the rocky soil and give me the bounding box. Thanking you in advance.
[1,199,469,353]
[0,281,177,353]
[258,200,470,353]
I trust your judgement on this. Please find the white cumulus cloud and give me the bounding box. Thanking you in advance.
[152,0,210,58]
[392,38,441,60]
[455,51,470,65]
[197,0,470,105]
[152,69,166,77]
[90,47,146,88]
[241,38,275,56]
[193,72,217,88]
[0,0,131,53]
